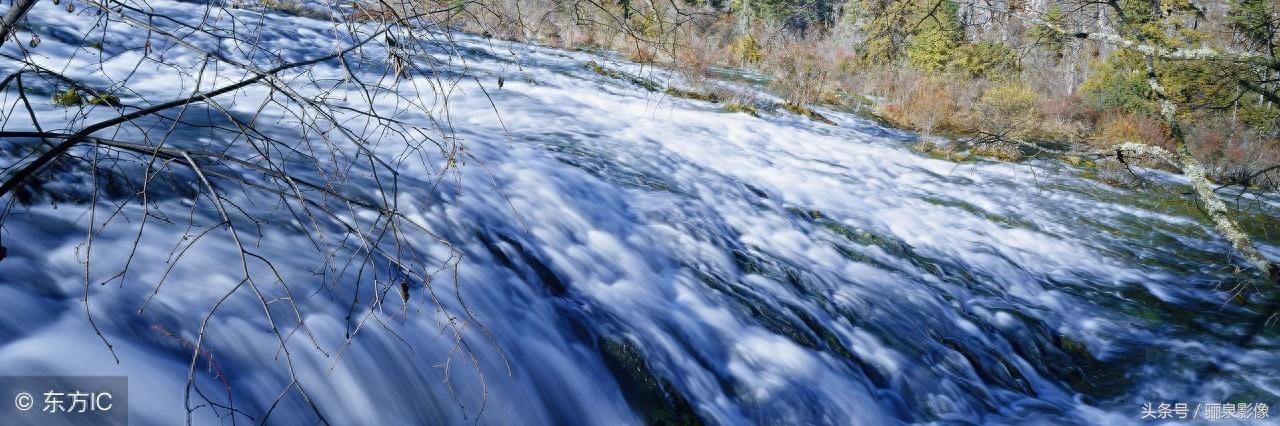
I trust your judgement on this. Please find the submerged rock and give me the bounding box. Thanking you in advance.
[598,337,703,426]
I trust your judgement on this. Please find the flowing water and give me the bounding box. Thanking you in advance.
[1,1,1278,424]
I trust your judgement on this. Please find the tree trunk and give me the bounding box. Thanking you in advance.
[0,0,39,48]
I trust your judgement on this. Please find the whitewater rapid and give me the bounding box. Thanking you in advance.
[1,1,1278,424]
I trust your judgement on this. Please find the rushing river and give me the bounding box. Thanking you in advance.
[1,1,1278,424]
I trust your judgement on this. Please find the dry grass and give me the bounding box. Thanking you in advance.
[872,72,960,135]
[763,41,835,105]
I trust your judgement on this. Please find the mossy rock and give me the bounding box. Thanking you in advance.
[598,337,703,426]
[968,143,1026,162]
[819,90,873,111]
[723,102,758,117]
[946,150,972,162]
[912,140,946,158]
[88,93,121,107]
[1052,333,1132,398]
[858,106,910,129]
[781,102,836,125]
[585,61,661,92]
[52,88,120,108]
[664,87,722,103]
[586,61,624,79]
[938,336,1036,396]
[1062,155,1096,168]
[631,77,662,92]
[819,220,916,258]
[1056,335,1091,360]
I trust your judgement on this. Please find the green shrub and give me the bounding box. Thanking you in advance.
[1229,0,1278,49]
[730,0,832,29]
[627,9,663,40]
[1079,55,1153,114]
[1236,102,1280,130]
[845,0,923,64]
[905,0,961,72]
[951,41,1020,79]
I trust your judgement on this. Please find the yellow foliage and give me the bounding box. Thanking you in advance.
[729,35,763,64]
[882,76,958,135]
[52,89,82,107]
[971,82,1041,139]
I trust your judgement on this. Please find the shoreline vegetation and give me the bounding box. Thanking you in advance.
[334,0,1280,190]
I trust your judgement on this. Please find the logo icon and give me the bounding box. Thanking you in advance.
[13,392,33,411]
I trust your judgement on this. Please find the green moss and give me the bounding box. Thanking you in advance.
[630,78,661,93]
[585,61,661,92]
[939,337,1035,396]
[968,143,1025,162]
[1056,335,1091,360]
[88,93,121,106]
[781,102,835,125]
[723,102,758,117]
[257,0,330,19]
[1052,331,1132,398]
[586,61,623,79]
[913,140,942,155]
[693,270,821,350]
[51,88,120,108]
[664,87,723,103]
[52,88,82,107]
[1063,155,1096,168]
[946,150,971,162]
[920,196,1038,230]
[821,221,913,257]
[911,140,952,158]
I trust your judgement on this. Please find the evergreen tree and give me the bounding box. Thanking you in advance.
[905,0,963,72]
